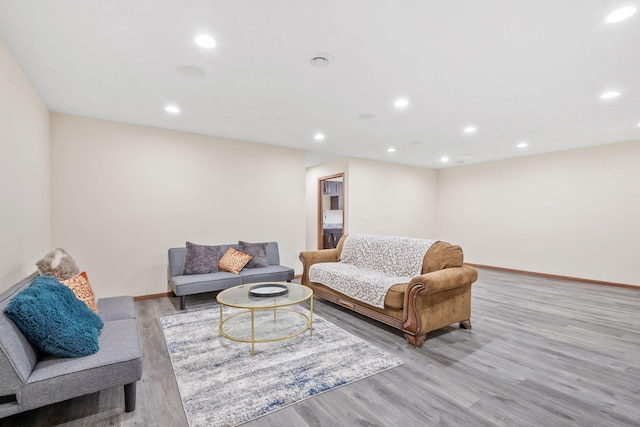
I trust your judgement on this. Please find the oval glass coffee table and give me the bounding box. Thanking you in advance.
[216,282,313,356]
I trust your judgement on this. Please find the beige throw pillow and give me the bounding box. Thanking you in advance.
[61,272,99,313]
[218,247,252,274]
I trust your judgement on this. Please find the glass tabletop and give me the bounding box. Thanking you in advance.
[217,282,312,309]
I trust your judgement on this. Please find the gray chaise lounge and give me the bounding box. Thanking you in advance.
[0,272,143,418]
[169,242,295,310]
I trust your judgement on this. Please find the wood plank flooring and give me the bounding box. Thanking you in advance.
[1,268,639,426]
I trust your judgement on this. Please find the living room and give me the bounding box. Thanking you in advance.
[2,73,637,300]
[1,2,639,426]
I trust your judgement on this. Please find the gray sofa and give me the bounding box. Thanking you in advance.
[169,242,295,310]
[0,272,143,418]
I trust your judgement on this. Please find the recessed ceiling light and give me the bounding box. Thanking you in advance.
[195,34,216,48]
[394,98,409,108]
[517,142,528,148]
[440,156,450,163]
[463,126,477,134]
[606,6,637,23]
[387,147,396,153]
[600,90,621,99]
[165,105,180,114]
[314,133,325,141]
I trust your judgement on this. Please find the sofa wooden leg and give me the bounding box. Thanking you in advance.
[180,296,186,310]
[459,319,472,329]
[404,332,426,348]
[124,382,137,412]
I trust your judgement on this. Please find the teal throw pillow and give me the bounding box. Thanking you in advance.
[4,275,104,358]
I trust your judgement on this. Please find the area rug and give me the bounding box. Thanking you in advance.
[160,307,403,427]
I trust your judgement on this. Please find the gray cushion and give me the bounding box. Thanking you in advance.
[239,265,295,283]
[231,243,280,265]
[182,242,222,275]
[239,241,268,268]
[20,318,142,411]
[170,272,242,296]
[97,296,136,321]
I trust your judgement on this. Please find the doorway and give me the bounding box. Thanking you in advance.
[317,173,345,249]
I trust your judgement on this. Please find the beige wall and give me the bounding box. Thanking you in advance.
[347,158,438,238]
[437,140,640,286]
[0,40,51,290]
[51,114,306,298]
[305,158,438,250]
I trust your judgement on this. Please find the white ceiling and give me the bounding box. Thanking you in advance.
[1,1,639,168]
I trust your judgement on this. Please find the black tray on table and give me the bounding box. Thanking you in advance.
[248,283,289,297]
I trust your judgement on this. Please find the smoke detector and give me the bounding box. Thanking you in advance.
[310,53,331,67]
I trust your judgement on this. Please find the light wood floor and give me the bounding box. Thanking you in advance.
[2,268,639,426]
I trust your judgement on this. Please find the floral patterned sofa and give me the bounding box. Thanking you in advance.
[299,233,478,347]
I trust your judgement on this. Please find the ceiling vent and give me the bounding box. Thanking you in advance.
[310,53,331,67]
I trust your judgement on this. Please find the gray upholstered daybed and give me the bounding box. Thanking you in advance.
[168,241,295,310]
[0,272,143,418]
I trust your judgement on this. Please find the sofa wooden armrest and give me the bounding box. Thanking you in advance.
[408,264,478,295]
[402,265,478,347]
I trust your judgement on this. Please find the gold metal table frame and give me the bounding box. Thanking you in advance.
[216,282,314,356]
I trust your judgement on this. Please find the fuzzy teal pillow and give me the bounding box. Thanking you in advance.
[4,276,103,358]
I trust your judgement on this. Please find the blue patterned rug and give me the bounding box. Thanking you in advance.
[161,307,403,427]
